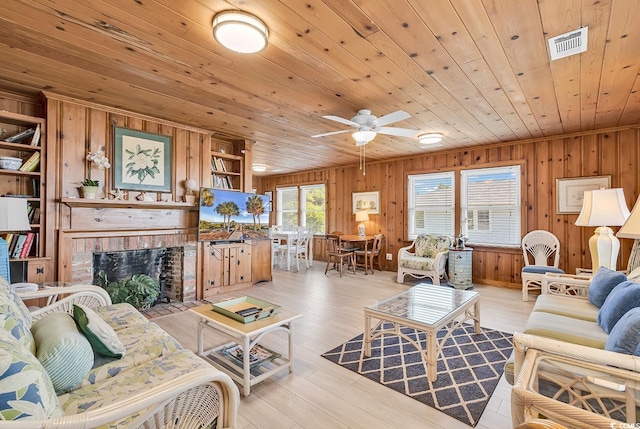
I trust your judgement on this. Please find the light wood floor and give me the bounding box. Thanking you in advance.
[153,263,536,429]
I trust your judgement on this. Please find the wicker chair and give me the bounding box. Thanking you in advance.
[521,230,564,301]
[397,234,452,285]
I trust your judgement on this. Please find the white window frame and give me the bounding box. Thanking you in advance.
[460,165,521,247]
[275,184,326,233]
[407,171,455,239]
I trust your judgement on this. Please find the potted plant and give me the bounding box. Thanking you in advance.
[83,150,111,199]
[81,177,100,199]
[99,272,160,310]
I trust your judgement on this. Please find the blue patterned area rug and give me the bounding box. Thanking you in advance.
[321,324,513,427]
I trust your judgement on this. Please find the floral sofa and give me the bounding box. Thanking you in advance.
[0,276,239,428]
[506,267,640,427]
[397,234,452,285]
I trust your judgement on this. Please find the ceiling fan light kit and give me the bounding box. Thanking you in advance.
[352,130,377,145]
[213,11,269,54]
[418,133,443,144]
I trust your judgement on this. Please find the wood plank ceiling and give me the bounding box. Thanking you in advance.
[0,0,638,176]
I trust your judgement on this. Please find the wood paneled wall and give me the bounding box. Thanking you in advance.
[256,126,640,288]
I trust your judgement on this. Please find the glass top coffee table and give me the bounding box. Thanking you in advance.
[364,283,480,382]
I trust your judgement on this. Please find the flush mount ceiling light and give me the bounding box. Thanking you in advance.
[418,133,443,144]
[212,11,269,54]
[252,164,267,172]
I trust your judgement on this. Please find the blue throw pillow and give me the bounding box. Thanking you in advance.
[606,307,640,355]
[597,281,640,333]
[588,267,627,308]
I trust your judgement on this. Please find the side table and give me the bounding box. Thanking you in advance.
[448,247,473,289]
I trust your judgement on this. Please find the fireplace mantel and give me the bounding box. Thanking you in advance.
[61,198,198,210]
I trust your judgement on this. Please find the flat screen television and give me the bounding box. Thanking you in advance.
[198,187,271,243]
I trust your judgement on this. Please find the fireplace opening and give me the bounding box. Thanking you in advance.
[92,247,185,303]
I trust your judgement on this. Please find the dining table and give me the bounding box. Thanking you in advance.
[339,235,375,274]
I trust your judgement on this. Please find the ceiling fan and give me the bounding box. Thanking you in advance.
[312,109,419,146]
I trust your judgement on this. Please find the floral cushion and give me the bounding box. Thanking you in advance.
[0,278,35,354]
[59,349,211,427]
[413,234,452,258]
[83,322,183,386]
[94,303,149,331]
[0,328,63,420]
[399,255,436,271]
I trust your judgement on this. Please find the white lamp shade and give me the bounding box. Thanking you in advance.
[213,11,269,54]
[575,188,630,227]
[355,211,369,222]
[0,197,31,232]
[184,179,197,192]
[618,196,640,238]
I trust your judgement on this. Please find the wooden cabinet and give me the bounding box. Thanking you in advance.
[0,111,46,268]
[251,239,272,283]
[202,242,252,298]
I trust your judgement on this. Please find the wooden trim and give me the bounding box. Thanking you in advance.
[42,91,213,135]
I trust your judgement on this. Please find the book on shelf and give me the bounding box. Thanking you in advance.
[19,233,35,258]
[4,127,36,143]
[8,234,19,256]
[18,152,40,172]
[29,207,40,224]
[11,234,28,259]
[30,124,41,146]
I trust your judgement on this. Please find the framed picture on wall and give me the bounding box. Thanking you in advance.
[113,127,172,192]
[352,191,380,214]
[556,175,611,214]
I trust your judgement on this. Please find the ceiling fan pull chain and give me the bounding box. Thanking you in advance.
[363,144,366,176]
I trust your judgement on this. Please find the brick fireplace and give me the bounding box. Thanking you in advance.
[67,232,197,302]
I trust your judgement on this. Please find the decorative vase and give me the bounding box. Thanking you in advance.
[81,185,99,199]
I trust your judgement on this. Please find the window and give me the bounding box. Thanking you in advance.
[461,165,521,246]
[276,184,326,233]
[407,172,455,239]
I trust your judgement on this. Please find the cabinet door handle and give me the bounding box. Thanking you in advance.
[36,267,44,274]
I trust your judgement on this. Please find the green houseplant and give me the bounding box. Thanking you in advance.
[82,150,111,199]
[99,272,160,310]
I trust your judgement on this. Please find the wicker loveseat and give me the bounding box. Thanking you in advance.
[507,267,640,427]
[397,234,452,285]
[0,276,239,429]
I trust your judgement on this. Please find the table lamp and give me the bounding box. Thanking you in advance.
[356,211,369,237]
[0,197,32,283]
[575,188,630,270]
[184,179,198,204]
[616,195,640,272]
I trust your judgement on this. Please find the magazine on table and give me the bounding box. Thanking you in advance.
[220,343,280,367]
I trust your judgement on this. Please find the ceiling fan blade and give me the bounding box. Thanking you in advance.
[311,129,352,138]
[322,115,358,127]
[371,110,411,127]
[377,127,419,138]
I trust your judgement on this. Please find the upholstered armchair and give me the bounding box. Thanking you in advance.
[397,234,452,285]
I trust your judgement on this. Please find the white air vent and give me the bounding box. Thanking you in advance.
[548,27,588,61]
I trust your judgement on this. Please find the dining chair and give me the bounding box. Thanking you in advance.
[269,225,284,268]
[355,233,384,274]
[274,230,311,271]
[325,234,355,277]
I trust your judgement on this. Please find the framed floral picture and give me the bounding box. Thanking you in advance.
[352,191,380,214]
[113,127,172,192]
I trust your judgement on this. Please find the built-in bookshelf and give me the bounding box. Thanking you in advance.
[0,111,45,261]
[210,151,243,191]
